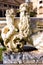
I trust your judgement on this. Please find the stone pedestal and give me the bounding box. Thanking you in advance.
[3,50,43,64]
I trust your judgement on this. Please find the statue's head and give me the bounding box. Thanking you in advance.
[6,9,15,24]
[20,3,29,16]
[6,8,15,16]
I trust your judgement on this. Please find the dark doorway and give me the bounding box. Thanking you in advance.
[0,10,2,17]
[16,12,20,17]
[4,10,6,17]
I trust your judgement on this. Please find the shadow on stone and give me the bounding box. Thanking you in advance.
[22,45,37,52]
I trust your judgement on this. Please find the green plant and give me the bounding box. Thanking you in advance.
[0,47,6,61]
[0,48,3,61]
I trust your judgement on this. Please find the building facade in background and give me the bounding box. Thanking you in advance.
[0,0,43,17]
[31,0,43,17]
[37,0,43,17]
[0,0,25,17]
[25,0,43,17]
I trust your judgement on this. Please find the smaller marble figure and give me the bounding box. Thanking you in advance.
[1,9,25,52]
[1,9,18,51]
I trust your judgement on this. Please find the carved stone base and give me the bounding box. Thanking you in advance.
[3,49,43,64]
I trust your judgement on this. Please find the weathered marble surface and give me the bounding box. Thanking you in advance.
[32,32,43,50]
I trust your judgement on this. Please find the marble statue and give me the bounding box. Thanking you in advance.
[1,3,33,52]
[1,8,27,52]
[19,3,33,45]
[32,31,43,51]
[19,3,30,37]
[1,9,19,51]
[12,3,33,52]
